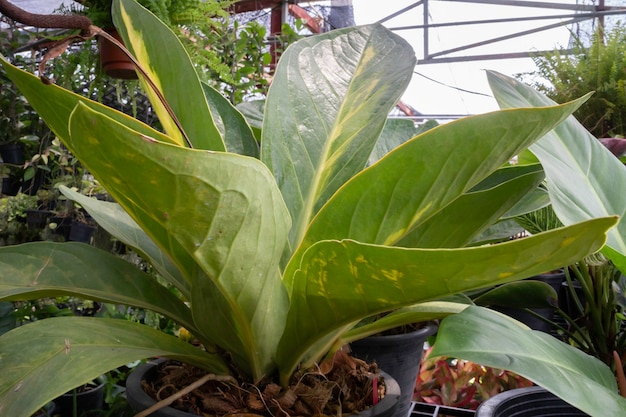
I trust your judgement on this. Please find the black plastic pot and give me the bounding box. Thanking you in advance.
[69,220,98,243]
[25,209,53,229]
[54,379,105,417]
[49,216,72,240]
[495,270,565,333]
[126,359,401,417]
[475,386,588,417]
[350,324,438,417]
[0,142,25,196]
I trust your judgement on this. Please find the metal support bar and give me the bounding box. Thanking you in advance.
[391,10,626,31]
[427,16,586,59]
[418,49,576,64]
[439,0,598,12]
[378,1,423,24]
[379,0,626,64]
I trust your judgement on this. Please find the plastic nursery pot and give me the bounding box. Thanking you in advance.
[0,142,25,165]
[0,142,26,196]
[48,216,72,240]
[54,378,106,417]
[69,220,98,243]
[495,270,565,334]
[350,323,438,417]
[126,359,401,417]
[99,29,138,79]
[25,209,53,230]
[475,386,588,417]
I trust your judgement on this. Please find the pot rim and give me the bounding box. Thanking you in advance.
[476,386,588,417]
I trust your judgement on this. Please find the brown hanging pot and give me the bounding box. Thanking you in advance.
[99,28,138,79]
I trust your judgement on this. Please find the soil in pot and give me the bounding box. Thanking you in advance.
[126,353,400,417]
[350,323,438,417]
[475,386,588,417]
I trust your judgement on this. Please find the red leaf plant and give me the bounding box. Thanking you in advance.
[414,347,533,410]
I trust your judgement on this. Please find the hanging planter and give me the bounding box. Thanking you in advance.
[99,28,138,79]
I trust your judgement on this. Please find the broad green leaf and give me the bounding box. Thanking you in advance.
[368,118,423,165]
[284,99,588,283]
[276,216,616,380]
[468,163,541,192]
[61,188,189,297]
[396,166,544,248]
[202,82,258,157]
[0,317,230,417]
[237,100,264,142]
[342,301,468,344]
[501,186,550,219]
[471,218,526,246]
[65,105,194,285]
[68,103,291,380]
[473,280,558,308]
[0,242,196,334]
[469,164,550,219]
[432,306,626,416]
[0,56,177,149]
[0,301,15,336]
[112,0,224,150]
[488,70,626,272]
[261,24,416,249]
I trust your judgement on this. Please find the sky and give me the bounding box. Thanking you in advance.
[10,0,619,119]
[350,0,604,119]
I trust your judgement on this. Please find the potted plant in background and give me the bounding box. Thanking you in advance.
[0,192,39,245]
[73,0,235,79]
[415,346,534,410]
[0,1,621,416]
[0,18,53,196]
[522,23,626,139]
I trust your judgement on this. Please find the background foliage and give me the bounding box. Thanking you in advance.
[527,24,626,138]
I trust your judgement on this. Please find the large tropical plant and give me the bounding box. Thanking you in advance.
[0,1,620,416]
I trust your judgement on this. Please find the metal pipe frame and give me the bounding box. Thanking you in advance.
[373,0,626,64]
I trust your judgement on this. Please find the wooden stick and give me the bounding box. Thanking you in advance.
[134,373,237,417]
